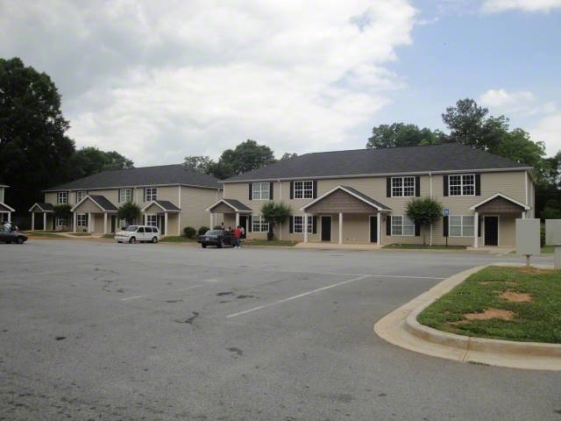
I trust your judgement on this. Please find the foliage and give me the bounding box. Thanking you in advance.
[198,226,210,235]
[68,147,134,179]
[53,204,72,221]
[367,123,439,149]
[117,202,141,225]
[0,57,75,214]
[417,266,561,344]
[183,156,214,174]
[260,201,292,240]
[405,197,443,245]
[183,226,196,238]
[280,152,298,160]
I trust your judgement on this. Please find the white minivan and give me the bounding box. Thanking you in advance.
[115,225,161,244]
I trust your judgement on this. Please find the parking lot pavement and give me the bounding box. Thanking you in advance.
[1,240,560,421]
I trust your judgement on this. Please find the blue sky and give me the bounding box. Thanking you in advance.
[1,0,560,167]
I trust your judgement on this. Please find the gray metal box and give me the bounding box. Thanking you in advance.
[546,220,561,246]
[516,219,541,256]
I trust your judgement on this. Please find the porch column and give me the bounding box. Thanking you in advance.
[164,213,169,235]
[377,212,381,245]
[104,213,108,234]
[73,213,77,233]
[209,213,213,229]
[88,212,92,233]
[31,213,35,231]
[304,213,309,243]
[338,212,343,244]
[43,213,47,231]
[235,213,240,228]
[473,211,479,248]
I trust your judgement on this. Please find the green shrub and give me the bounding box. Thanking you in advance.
[198,226,210,235]
[183,226,196,238]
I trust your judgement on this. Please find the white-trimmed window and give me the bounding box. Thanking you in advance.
[57,192,68,204]
[252,183,271,200]
[449,215,475,237]
[76,214,87,227]
[449,174,475,196]
[119,188,133,203]
[252,215,269,233]
[76,191,87,203]
[294,181,314,199]
[146,215,157,227]
[144,188,157,202]
[55,217,66,227]
[392,177,415,197]
[293,215,313,233]
[391,216,415,236]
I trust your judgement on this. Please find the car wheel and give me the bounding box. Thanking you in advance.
[6,241,11,244]
[151,236,158,244]
[201,243,207,248]
[16,237,24,244]
[129,237,136,244]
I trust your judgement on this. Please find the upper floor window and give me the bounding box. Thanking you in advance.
[76,191,87,203]
[294,181,314,199]
[391,215,415,236]
[144,188,157,202]
[392,177,415,197]
[119,188,133,203]
[449,174,475,196]
[57,192,68,204]
[449,216,474,237]
[252,215,269,233]
[252,183,271,200]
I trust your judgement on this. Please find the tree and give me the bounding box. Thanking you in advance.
[0,57,76,217]
[405,197,443,245]
[217,139,276,178]
[117,202,141,226]
[367,123,438,149]
[68,147,134,179]
[183,156,214,174]
[260,202,292,241]
[53,204,72,228]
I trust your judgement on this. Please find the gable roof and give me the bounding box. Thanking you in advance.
[302,185,391,212]
[469,193,531,211]
[44,164,221,192]
[71,195,118,212]
[142,200,181,212]
[223,143,531,183]
[29,203,55,212]
[207,198,253,213]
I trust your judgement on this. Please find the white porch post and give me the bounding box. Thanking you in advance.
[235,213,240,227]
[104,213,108,234]
[31,213,35,231]
[43,213,47,231]
[209,213,213,229]
[377,212,381,245]
[164,213,169,235]
[338,212,343,244]
[474,211,479,248]
[304,213,309,243]
[88,212,92,233]
[73,213,77,233]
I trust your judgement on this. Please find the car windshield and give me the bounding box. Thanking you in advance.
[206,230,222,235]
[124,226,138,232]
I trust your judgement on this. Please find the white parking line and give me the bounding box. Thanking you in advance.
[227,275,371,318]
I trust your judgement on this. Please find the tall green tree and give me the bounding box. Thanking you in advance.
[367,123,438,149]
[117,202,141,226]
[0,57,76,216]
[260,201,292,241]
[405,197,443,245]
[68,146,134,179]
[183,156,214,174]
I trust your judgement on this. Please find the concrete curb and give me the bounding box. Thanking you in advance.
[374,264,561,371]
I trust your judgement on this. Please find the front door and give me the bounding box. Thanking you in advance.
[370,216,378,243]
[239,215,248,238]
[484,216,499,246]
[321,216,331,242]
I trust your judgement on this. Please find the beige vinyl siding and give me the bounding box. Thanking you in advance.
[179,186,221,233]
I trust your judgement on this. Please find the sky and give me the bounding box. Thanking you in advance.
[1,0,560,167]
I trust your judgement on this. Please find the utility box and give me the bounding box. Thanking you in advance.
[516,219,541,256]
[545,220,561,270]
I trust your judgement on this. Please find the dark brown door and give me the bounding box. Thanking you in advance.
[484,216,499,246]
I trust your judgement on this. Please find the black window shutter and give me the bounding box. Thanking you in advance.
[386,216,392,236]
[478,217,482,237]
[443,216,449,237]
[415,176,420,197]
[443,176,449,197]
[312,216,317,234]
[248,216,252,232]
[269,182,274,200]
[415,221,421,237]
[386,178,391,197]
[289,216,293,233]
[475,174,481,196]
[249,184,252,200]
[290,181,294,199]
[313,180,318,198]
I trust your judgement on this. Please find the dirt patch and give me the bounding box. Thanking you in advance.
[499,291,532,302]
[464,308,515,321]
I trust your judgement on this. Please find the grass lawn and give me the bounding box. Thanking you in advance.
[418,265,561,344]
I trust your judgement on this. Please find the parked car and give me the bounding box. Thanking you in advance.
[0,226,28,244]
[197,229,235,248]
[115,225,160,244]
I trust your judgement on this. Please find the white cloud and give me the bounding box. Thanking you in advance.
[479,89,537,114]
[482,0,561,13]
[530,113,561,156]
[0,0,417,166]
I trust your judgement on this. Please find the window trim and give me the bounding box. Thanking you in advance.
[144,187,157,202]
[293,180,314,199]
[251,215,269,233]
[391,176,416,197]
[252,182,271,200]
[57,192,68,205]
[448,174,476,196]
[119,188,133,203]
[449,215,475,237]
[391,215,415,236]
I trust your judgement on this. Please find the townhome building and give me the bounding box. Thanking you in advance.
[207,143,535,248]
[31,165,222,235]
[0,184,15,223]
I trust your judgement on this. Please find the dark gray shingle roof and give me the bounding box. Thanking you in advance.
[45,164,221,191]
[223,143,531,183]
[89,195,118,211]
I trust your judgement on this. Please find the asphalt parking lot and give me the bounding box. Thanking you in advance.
[1,240,560,421]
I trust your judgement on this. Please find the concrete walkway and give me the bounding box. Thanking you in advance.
[374,264,561,371]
